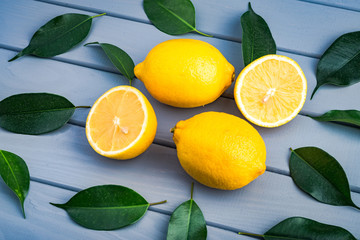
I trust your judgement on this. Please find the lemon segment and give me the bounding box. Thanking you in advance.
[234,55,307,127]
[172,111,266,190]
[134,39,235,108]
[85,86,157,160]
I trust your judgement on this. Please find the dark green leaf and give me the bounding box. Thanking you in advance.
[289,147,360,210]
[239,217,356,239]
[311,31,360,99]
[241,2,276,66]
[308,110,360,127]
[85,42,135,85]
[8,13,106,62]
[50,185,150,230]
[0,93,75,135]
[0,150,30,218]
[167,183,207,240]
[143,0,211,37]
[266,217,356,240]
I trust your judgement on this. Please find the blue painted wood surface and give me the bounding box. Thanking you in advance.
[0,0,359,239]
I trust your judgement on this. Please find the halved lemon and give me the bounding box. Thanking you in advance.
[85,86,157,160]
[234,55,307,128]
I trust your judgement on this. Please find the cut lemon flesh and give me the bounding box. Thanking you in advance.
[86,86,157,160]
[234,55,307,127]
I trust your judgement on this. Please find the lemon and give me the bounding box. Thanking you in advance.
[134,39,235,108]
[172,111,266,190]
[85,86,157,160]
[234,54,307,127]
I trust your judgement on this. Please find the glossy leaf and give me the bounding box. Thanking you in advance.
[8,13,106,62]
[167,183,207,240]
[312,31,360,99]
[0,93,75,135]
[51,185,150,230]
[241,2,276,66]
[239,217,356,239]
[143,0,211,37]
[308,110,360,127]
[0,150,30,218]
[289,147,360,210]
[85,42,135,85]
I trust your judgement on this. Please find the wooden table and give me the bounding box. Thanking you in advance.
[1,0,360,239]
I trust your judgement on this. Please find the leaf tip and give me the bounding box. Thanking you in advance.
[8,54,20,62]
[310,85,320,100]
[50,202,65,209]
[84,41,99,47]
[21,201,26,219]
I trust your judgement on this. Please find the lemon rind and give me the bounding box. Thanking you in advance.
[234,54,307,128]
[85,86,149,156]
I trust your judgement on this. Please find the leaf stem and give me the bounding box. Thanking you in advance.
[75,106,91,109]
[92,13,106,19]
[149,200,167,206]
[190,182,194,200]
[170,127,175,133]
[238,231,264,238]
[193,28,213,37]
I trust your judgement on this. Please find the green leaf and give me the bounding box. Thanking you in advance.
[143,0,211,37]
[167,183,207,240]
[311,31,360,99]
[308,110,360,127]
[85,42,135,85]
[289,147,360,210]
[0,150,30,218]
[241,2,276,66]
[0,93,75,135]
[51,185,166,230]
[8,13,106,62]
[266,217,356,240]
[239,217,356,239]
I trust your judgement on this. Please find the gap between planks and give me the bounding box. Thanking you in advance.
[2,43,352,130]
[66,120,360,194]
[34,0,321,59]
[296,0,360,13]
[28,176,248,235]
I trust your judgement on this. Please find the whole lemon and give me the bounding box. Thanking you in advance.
[134,39,235,108]
[172,112,266,190]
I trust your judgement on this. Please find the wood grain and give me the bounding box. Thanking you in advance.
[36,0,360,57]
[0,180,242,240]
[1,1,360,114]
[1,1,360,239]
[1,48,359,191]
[0,124,359,237]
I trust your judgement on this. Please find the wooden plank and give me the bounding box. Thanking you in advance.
[36,0,360,57]
[0,180,241,240]
[299,0,360,12]
[1,48,359,191]
[0,124,359,237]
[1,1,359,114]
